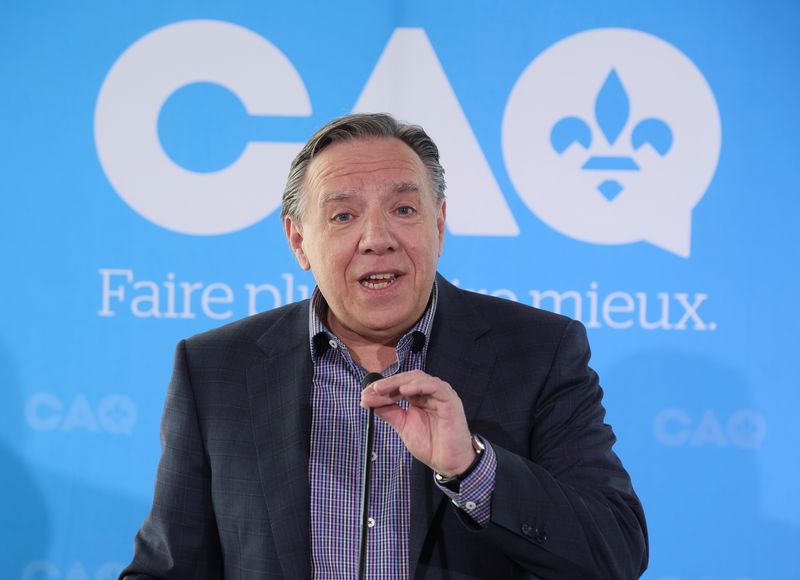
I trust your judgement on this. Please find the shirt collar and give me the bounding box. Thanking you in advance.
[309,280,439,361]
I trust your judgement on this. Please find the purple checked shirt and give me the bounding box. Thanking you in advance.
[308,282,497,579]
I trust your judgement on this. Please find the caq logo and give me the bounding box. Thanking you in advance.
[653,408,766,449]
[95,23,720,257]
[24,393,137,435]
[21,561,123,580]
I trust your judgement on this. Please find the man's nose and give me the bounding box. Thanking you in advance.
[359,210,397,254]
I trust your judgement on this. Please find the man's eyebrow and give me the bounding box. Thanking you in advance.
[319,183,420,206]
[391,181,420,194]
[319,191,355,206]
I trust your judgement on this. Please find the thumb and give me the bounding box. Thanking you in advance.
[373,404,406,434]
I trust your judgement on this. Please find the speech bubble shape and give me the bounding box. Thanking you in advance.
[727,409,767,449]
[502,28,721,257]
[98,394,138,435]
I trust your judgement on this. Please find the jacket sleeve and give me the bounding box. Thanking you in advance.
[467,320,648,579]
[119,340,224,580]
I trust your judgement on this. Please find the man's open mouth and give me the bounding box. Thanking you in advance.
[359,273,398,290]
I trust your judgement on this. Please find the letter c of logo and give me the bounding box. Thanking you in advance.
[94,20,311,235]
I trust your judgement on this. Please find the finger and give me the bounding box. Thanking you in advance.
[370,370,429,395]
[395,377,455,403]
[373,404,406,433]
[372,372,455,404]
[360,392,400,408]
[360,386,403,408]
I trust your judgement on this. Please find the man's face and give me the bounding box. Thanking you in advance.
[285,137,446,345]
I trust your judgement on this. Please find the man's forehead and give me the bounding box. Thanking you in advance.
[304,138,429,196]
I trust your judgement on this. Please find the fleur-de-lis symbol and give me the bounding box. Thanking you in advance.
[105,402,130,425]
[550,69,673,200]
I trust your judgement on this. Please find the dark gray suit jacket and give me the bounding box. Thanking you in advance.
[121,275,648,579]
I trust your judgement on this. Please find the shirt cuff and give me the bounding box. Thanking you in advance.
[433,435,496,527]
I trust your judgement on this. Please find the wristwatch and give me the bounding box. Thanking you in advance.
[434,434,486,486]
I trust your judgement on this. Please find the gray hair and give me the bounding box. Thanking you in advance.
[281,112,446,222]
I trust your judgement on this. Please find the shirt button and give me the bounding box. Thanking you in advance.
[328,339,338,349]
[367,517,375,528]
[371,451,378,462]
[464,501,477,511]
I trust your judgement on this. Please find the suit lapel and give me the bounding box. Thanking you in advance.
[246,304,313,580]
[408,276,496,577]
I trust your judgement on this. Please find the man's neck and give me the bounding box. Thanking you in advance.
[325,318,402,373]
[310,283,437,373]
[346,341,397,374]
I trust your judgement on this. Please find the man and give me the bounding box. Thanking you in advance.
[121,113,648,579]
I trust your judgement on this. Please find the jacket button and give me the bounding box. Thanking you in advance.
[521,523,532,536]
[533,529,547,544]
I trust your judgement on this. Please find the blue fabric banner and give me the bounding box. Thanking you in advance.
[2,1,798,578]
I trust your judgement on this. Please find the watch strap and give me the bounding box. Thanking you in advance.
[434,434,486,488]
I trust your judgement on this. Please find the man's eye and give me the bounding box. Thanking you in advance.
[396,206,416,216]
[332,213,352,222]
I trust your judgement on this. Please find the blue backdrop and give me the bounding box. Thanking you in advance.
[2,1,799,578]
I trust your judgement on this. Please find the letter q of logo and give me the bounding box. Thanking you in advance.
[503,28,721,257]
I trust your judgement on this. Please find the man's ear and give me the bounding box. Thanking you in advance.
[437,200,447,257]
[285,217,311,270]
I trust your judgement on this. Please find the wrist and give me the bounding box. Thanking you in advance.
[435,434,486,484]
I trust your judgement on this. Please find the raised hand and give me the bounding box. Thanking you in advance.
[360,370,475,477]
